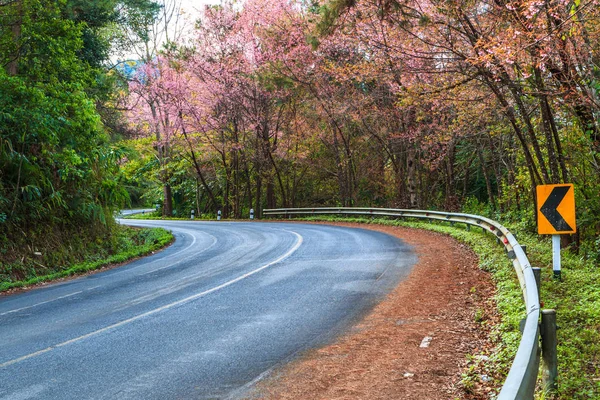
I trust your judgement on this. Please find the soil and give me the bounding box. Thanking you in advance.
[245,222,497,400]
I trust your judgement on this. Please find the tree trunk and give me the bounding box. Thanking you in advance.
[266,180,275,209]
[6,0,22,76]
[480,73,542,190]
[232,149,240,219]
[534,68,561,183]
[444,138,457,210]
[163,184,173,217]
[255,174,262,219]
[407,147,417,208]
[477,144,496,211]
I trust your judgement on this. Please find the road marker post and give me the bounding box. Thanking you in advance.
[552,235,561,280]
[191,209,195,220]
[217,210,221,221]
[250,209,254,220]
[532,267,541,301]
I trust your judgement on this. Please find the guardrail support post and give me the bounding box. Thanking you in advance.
[541,309,558,392]
[532,267,541,301]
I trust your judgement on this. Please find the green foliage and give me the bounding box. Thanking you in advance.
[0,67,129,235]
[316,0,356,35]
[0,0,164,269]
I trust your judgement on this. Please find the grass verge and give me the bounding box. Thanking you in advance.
[123,211,213,221]
[0,226,173,293]
[291,215,600,399]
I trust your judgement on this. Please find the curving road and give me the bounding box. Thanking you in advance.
[0,220,415,399]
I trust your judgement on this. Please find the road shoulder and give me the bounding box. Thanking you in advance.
[244,222,495,400]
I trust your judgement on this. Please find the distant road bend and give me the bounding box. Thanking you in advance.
[0,220,416,399]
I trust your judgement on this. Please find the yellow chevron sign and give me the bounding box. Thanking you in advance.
[536,184,576,235]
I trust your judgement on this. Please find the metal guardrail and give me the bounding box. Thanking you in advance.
[263,207,541,399]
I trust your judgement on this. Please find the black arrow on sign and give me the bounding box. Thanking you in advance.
[540,185,573,232]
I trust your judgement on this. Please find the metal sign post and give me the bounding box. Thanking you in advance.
[552,235,561,280]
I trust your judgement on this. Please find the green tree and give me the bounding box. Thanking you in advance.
[0,0,132,266]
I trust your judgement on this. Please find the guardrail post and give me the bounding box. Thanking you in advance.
[541,309,558,392]
[532,267,541,301]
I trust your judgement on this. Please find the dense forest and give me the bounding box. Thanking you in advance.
[1,0,599,262]
[1,1,599,397]
[122,0,599,254]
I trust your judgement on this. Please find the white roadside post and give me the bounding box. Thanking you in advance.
[552,234,561,280]
[250,209,254,220]
[191,209,195,220]
[217,210,221,221]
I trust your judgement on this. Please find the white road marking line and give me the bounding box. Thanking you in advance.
[0,286,103,317]
[140,233,217,276]
[0,230,303,369]
[104,230,200,277]
[0,291,83,316]
[0,227,200,317]
[0,383,48,400]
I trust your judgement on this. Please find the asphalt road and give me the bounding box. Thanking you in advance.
[0,220,415,399]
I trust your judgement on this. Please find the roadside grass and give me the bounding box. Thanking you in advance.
[123,211,215,221]
[122,211,254,221]
[293,215,600,399]
[0,226,173,293]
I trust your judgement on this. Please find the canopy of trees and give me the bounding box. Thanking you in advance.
[2,0,599,260]
[123,0,599,249]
